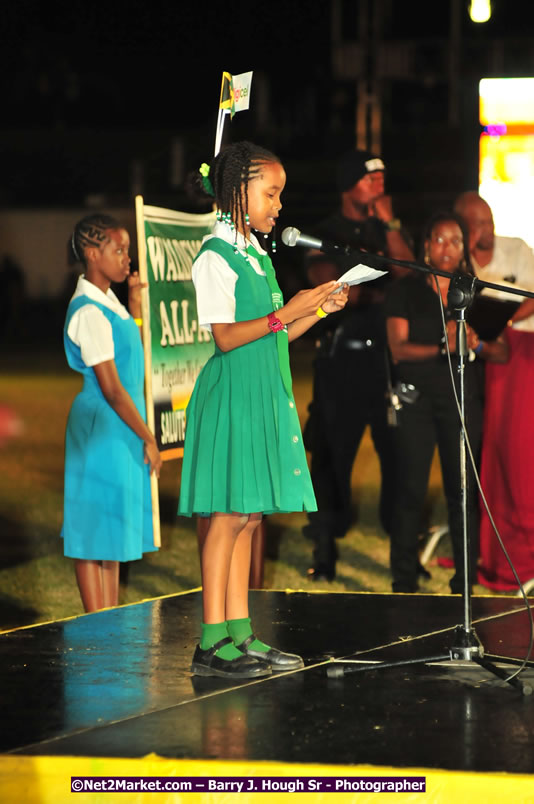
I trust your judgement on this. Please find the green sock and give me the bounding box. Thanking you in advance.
[227,617,270,653]
[200,622,242,660]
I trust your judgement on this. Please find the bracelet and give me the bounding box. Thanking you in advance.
[316,307,328,318]
[267,312,284,333]
[474,341,484,354]
[386,218,402,231]
[134,318,143,326]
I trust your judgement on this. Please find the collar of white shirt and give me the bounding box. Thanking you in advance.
[72,275,130,320]
[211,220,268,257]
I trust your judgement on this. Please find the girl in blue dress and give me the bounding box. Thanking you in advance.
[62,214,161,612]
[178,142,349,678]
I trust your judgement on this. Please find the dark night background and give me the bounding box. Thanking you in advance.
[1,0,533,289]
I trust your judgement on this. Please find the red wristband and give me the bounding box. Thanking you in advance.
[267,312,284,333]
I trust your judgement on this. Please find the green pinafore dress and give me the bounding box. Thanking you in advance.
[178,237,316,515]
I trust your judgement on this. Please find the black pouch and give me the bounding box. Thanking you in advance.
[393,381,420,405]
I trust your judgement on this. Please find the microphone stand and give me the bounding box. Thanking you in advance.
[309,246,534,694]
[322,244,534,305]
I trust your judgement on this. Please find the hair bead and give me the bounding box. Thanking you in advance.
[208,141,280,252]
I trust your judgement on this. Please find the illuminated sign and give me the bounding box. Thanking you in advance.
[479,78,534,248]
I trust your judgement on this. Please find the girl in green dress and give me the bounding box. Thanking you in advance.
[178,142,348,678]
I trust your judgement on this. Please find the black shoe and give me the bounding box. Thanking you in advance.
[450,572,475,595]
[190,637,272,679]
[307,565,335,582]
[236,634,304,672]
[416,561,432,580]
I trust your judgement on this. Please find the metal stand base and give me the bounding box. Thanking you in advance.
[327,624,534,695]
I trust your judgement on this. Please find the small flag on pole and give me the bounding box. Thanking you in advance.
[215,70,253,155]
[219,71,235,118]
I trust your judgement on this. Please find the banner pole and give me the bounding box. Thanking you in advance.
[135,194,161,548]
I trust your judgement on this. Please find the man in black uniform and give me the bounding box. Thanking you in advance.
[304,150,414,581]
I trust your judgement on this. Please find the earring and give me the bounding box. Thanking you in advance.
[245,213,250,225]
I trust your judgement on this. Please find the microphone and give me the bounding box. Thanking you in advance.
[281,227,344,255]
[281,226,388,272]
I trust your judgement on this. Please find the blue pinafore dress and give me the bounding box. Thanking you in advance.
[178,238,316,516]
[62,295,156,561]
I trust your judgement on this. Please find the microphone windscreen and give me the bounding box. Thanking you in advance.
[281,227,300,247]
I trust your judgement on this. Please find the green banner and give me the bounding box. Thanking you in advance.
[142,205,216,456]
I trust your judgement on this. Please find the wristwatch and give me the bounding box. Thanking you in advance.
[386,218,402,231]
[267,312,284,333]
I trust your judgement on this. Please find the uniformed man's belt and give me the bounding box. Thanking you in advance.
[342,339,376,350]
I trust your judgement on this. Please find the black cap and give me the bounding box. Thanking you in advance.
[336,150,385,192]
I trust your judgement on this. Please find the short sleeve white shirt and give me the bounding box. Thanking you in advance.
[192,221,268,331]
[66,275,130,366]
[473,235,534,332]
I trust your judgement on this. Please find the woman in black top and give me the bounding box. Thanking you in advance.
[384,212,507,593]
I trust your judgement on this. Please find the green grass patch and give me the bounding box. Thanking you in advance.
[0,344,485,632]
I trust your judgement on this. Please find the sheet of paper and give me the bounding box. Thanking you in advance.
[333,264,387,291]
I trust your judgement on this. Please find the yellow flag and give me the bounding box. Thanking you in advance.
[219,71,235,118]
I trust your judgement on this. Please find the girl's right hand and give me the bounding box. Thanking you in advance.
[282,281,339,323]
[144,440,162,477]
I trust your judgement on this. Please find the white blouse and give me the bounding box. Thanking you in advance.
[66,275,130,366]
[473,236,534,332]
[192,221,268,332]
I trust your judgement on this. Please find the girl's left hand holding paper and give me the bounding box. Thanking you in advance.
[322,283,349,314]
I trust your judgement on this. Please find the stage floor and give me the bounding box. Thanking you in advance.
[1,589,534,800]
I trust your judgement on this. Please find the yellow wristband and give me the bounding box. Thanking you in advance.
[134,318,143,326]
[316,307,328,318]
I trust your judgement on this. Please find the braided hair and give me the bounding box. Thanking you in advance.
[70,214,121,265]
[209,141,280,238]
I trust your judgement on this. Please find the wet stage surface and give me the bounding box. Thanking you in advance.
[2,590,534,774]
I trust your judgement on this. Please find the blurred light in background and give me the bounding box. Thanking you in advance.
[479,78,534,248]
[469,0,492,23]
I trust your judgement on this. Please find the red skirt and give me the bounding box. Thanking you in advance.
[478,328,534,590]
